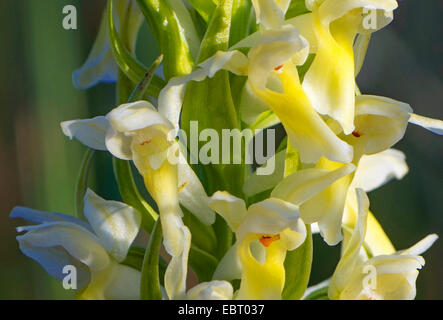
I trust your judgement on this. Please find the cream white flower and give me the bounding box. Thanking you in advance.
[329,189,438,300]
[11,189,141,300]
[61,100,215,300]
[73,0,143,89]
[209,192,306,300]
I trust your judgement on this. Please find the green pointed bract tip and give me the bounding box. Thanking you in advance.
[128,54,164,103]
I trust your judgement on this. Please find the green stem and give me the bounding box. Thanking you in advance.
[140,219,163,300]
[75,148,95,219]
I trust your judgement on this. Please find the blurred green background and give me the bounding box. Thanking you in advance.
[0,0,441,299]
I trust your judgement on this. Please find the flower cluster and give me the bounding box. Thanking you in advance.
[12,0,442,300]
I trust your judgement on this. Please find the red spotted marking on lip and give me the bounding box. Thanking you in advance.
[352,131,362,138]
[178,181,189,192]
[259,234,281,247]
[274,65,284,71]
[140,140,152,146]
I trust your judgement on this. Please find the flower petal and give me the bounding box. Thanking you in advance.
[328,188,369,298]
[400,234,438,256]
[208,191,248,231]
[248,25,309,91]
[102,263,141,300]
[73,0,143,89]
[352,149,409,192]
[187,281,234,300]
[16,221,110,285]
[77,262,141,300]
[105,126,133,160]
[164,225,192,300]
[272,163,356,206]
[176,146,216,225]
[72,8,118,89]
[83,189,141,262]
[343,189,395,256]
[343,95,412,157]
[10,206,91,231]
[251,0,291,29]
[61,116,109,151]
[158,50,248,134]
[408,113,443,135]
[212,243,243,281]
[241,198,307,251]
[243,150,286,197]
[107,101,173,134]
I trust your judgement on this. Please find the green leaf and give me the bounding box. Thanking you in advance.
[108,0,165,98]
[182,0,242,260]
[182,206,217,254]
[140,219,163,300]
[113,158,158,233]
[75,148,95,219]
[188,0,217,23]
[128,54,164,102]
[230,0,252,47]
[297,54,315,83]
[282,225,313,300]
[303,285,330,300]
[136,0,197,80]
[286,0,310,19]
[284,141,300,177]
[122,245,167,284]
[189,243,219,282]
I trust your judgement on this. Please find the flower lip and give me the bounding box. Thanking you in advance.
[259,234,281,247]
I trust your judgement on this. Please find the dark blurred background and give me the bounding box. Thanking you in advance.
[0,0,441,299]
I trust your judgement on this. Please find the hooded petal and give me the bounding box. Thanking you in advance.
[83,189,141,262]
[248,26,309,91]
[187,281,234,300]
[61,116,109,151]
[239,198,307,250]
[105,126,133,160]
[208,191,248,231]
[351,149,408,192]
[342,95,412,158]
[107,101,173,134]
